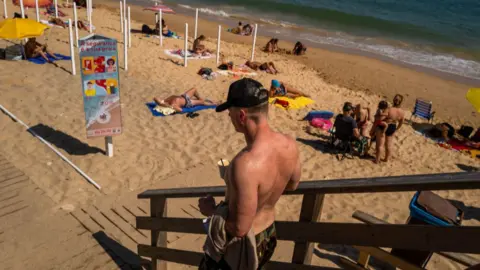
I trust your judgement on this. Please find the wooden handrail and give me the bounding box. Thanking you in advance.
[138,172,480,199]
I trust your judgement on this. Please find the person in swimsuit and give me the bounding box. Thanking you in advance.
[245,60,278,74]
[269,80,310,98]
[24,38,59,64]
[198,78,301,269]
[373,100,405,163]
[192,35,211,55]
[293,41,307,55]
[354,104,371,137]
[264,38,279,53]
[153,88,216,113]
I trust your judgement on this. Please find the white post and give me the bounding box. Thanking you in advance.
[105,136,113,157]
[35,0,39,22]
[88,0,92,33]
[20,0,25,18]
[3,0,7,19]
[119,2,123,33]
[123,0,126,23]
[216,25,221,65]
[73,3,79,47]
[184,23,188,67]
[194,8,198,39]
[54,0,58,17]
[251,24,258,61]
[128,6,131,48]
[124,18,128,70]
[68,19,76,75]
[158,10,162,46]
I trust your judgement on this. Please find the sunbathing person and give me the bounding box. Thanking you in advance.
[153,88,216,113]
[49,18,67,28]
[354,104,371,137]
[429,123,455,141]
[293,41,307,55]
[192,35,211,55]
[269,80,310,98]
[245,60,278,74]
[264,38,279,53]
[24,38,59,64]
[230,21,243,34]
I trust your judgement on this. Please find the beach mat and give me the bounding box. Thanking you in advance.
[146,102,216,117]
[27,53,71,64]
[269,96,315,110]
[164,49,213,60]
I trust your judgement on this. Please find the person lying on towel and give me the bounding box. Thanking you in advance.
[269,80,310,98]
[245,61,278,74]
[24,38,59,64]
[153,88,217,114]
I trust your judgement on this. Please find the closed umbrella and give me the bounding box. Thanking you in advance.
[466,88,480,113]
[0,18,49,39]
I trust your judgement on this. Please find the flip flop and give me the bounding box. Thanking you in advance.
[186,112,200,119]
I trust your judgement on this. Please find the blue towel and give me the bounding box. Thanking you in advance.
[27,53,71,64]
[146,102,216,117]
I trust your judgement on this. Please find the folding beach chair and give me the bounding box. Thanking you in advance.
[330,128,368,160]
[410,99,435,123]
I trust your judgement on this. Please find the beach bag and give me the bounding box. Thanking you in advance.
[5,45,23,61]
[198,67,212,76]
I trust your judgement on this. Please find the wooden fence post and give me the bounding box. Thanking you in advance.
[150,197,167,270]
[291,193,324,265]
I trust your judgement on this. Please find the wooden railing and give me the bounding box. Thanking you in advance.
[136,172,480,269]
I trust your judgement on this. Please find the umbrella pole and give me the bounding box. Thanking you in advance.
[124,18,128,70]
[88,0,92,33]
[3,0,7,19]
[194,8,198,39]
[128,6,131,48]
[35,0,39,22]
[73,3,79,47]
[68,18,76,75]
[251,24,258,61]
[184,23,188,67]
[20,0,25,18]
[159,10,162,46]
[216,25,221,65]
[120,2,123,33]
[54,0,58,17]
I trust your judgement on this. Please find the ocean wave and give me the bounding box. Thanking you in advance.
[198,7,230,17]
[300,34,480,80]
[259,18,296,28]
[178,4,193,9]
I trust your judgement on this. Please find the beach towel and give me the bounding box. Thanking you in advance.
[216,70,257,77]
[269,96,314,110]
[146,102,216,117]
[164,49,213,60]
[27,53,71,64]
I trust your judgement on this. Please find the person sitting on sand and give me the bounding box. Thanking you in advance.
[264,38,279,53]
[269,80,310,98]
[245,60,278,74]
[242,24,253,36]
[354,104,371,137]
[293,41,307,56]
[230,21,242,34]
[393,94,404,108]
[153,88,216,113]
[192,35,211,55]
[24,38,59,64]
[160,19,175,37]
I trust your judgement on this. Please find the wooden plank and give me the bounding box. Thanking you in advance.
[352,210,480,267]
[338,257,367,270]
[136,217,480,253]
[149,197,167,270]
[354,246,422,270]
[137,245,335,269]
[357,251,371,267]
[292,194,324,265]
[137,172,480,199]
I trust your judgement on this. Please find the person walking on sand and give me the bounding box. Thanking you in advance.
[373,100,405,163]
[198,78,301,269]
[153,87,215,113]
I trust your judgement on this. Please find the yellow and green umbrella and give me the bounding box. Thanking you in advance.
[466,88,480,113]
[0,18,49,39]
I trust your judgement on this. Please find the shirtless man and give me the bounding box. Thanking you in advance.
[245,60,278,74]
[374,101,405,163]
[153,88,215,113]
[198,78,301,269]
[354,104,371,137]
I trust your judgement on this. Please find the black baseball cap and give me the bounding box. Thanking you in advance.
[216,78,269,112]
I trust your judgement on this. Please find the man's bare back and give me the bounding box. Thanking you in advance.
[225,129,300,235]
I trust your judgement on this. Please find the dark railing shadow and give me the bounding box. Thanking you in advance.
[448,200,480,222]
[28,124,105,155]
[93,231,151,270]
[314,244,394,270]
[296,138,331,154]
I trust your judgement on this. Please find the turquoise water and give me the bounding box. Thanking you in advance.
[157,0,480,80]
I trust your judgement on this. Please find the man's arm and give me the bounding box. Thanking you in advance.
[172,104,183,113]
[286,156,301,191]
[225,155,258,238]
[353,128,361,139]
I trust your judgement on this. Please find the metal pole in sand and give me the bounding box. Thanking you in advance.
[194,8,198,39]
[158,9,163,46]
[184,23,188,67]
[0,104,101,190]
[3,0,7,19]
[73,3,79,47]
[35,0,39,22]
[68,18,76,75]
[119,1,123,33]
[54,0,58,17]
[105,136,113,157]
[123,0,126,25]
[20,0,25,18]
[128,6,131,48]
[88,0,92,33]
[251,23,258,61]
[216,25,221,65]
[124,18,128,70]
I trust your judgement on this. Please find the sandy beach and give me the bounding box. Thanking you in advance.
[0,1,479,269]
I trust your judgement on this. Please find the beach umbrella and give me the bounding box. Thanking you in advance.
[13,0,52,8]
[0,18,49,39]
[144,5,174,13]
[466,88,480,113]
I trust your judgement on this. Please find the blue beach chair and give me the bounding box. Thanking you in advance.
[410,99,435,123]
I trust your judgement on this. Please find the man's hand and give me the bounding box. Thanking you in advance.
[198,195,216,217]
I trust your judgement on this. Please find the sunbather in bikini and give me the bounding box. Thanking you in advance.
[153,88,216,113]
[245,60,278,74]
[269,80,310,98]
[192,35,211,55]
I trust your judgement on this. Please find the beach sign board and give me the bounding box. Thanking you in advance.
[79,35,122,138]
